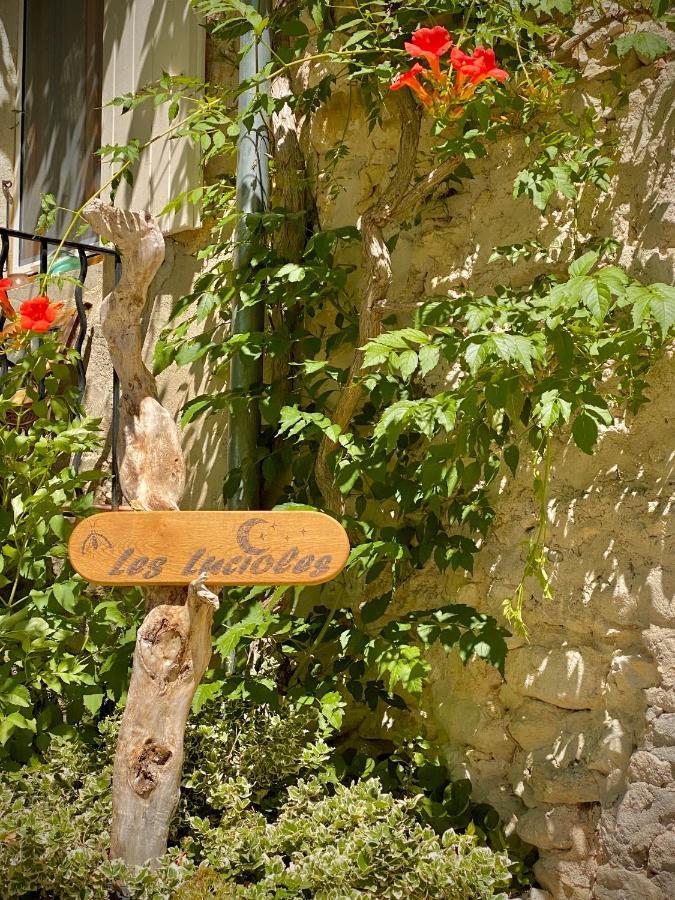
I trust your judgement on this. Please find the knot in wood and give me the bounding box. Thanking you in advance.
[138,610,193,691]
[129,738,172,797]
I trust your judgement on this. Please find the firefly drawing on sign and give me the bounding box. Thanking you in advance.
[236,518,268,556]
[81,524,113,555]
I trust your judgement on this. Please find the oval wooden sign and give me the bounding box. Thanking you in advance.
[69,511,350,586]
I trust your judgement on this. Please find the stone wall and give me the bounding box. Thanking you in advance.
[293,29,674,900]
[82,27,671,898]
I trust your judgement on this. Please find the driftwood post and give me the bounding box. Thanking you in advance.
[83,200,218,866]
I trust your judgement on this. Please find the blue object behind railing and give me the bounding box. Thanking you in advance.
[0,227,122,508]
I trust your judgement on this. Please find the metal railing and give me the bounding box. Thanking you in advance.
[0,227,122,508]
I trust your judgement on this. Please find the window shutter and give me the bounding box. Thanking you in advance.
[101,1,204,233]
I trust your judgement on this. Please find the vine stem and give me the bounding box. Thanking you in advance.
[313,92,464,514]
[288,589,341,689]
[503,438,553,636]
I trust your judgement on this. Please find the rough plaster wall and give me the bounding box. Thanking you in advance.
[298,38,675,900]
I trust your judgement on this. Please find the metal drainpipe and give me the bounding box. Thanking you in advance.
[227,0,271,511]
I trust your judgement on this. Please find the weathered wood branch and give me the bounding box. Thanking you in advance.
[109,575,218,866]
[82,201,216,867]
[83,201,185,513]
[552,11,628,60]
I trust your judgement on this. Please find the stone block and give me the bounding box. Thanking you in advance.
[651,871,675,897]
[607,653,658,694]
[505,645,607,710]
[534,853,593,899]
[644,628,675,692]
[628,750,672,786]
[434,697,515,759]
[587,717,633,775]
[508,704,562,751]
[651,713,675,748]
[527,762,604,806]
[516,805,593,853]
[594,864,664,900]
[648,829,675,874]
[600,783,675,868]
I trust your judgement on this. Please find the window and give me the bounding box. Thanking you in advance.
[13,0,203,266]
[19,0,103,263]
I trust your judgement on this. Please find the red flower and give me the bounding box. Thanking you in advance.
[405,26,453,80]
[0,278,13,319]
[18,295,62,333]
[450,46,508,86]
[391,63,433,106]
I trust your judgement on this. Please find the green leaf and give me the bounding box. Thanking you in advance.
[580,278,611,323]
[503,445,520,477]
[419,344,440,377]
[0,679,31,709]
[82,692,104,715]
[568,251,599,277]
[52,582,77,612]
[192,680,226,714]
[465,340,490,374]
[651,0,670,17]
[614,32,669,63]
[0,711,36,745]
[648,284,675,337]
[597,266,628,297]
[398,350,418,380]
[361,594,390,623]
[628,286,653,328]
[572,411,599,454]
[277,263,306,283]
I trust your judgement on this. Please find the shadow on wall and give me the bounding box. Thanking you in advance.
[589,66,675,284]
[141,233,230,512]
[420,351,674,895]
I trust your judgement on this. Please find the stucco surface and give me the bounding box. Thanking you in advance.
[0,3,19,230]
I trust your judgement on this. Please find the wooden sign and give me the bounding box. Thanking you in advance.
[69,511,350,586]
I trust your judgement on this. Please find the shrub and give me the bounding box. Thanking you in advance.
[181,777,511,899]
[0,706,513,899]
[0,338,139,766]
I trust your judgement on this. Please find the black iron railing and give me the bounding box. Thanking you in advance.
[0,227,122,508]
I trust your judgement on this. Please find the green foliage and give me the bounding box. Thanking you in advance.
[193,590,508,735]
[0,704,517,898]
[0,339,139,765]
[0,731,190,898]
[612,30,670,62]
[144,2,675,686]
[182,778,511,899]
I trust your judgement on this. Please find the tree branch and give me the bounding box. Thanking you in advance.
[314,95,461,513]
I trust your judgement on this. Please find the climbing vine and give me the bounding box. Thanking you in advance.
[37,0,675,737]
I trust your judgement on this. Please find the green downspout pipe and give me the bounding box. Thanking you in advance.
[227,0,271,510]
